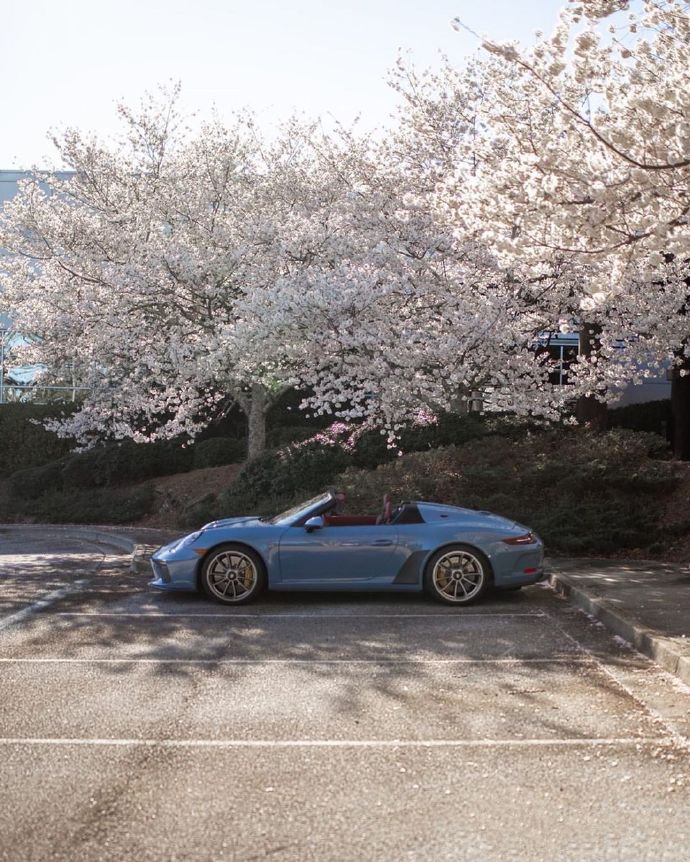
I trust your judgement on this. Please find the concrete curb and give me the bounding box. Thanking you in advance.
[53,528,137,556]
[0,524,135,553]
[62,530,166,574]
[68,529,169,574]
[549,571,690,687]
[0,524,162,574]
[130,545,159,575]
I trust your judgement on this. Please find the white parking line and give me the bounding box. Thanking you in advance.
[50,611,547,619]
[0,657,591,665]
[544,609,690,751]
[0,580,90,632]
[0,737,675,749]
[0,538,118,631]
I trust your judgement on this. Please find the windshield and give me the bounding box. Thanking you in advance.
[266,491,333,526]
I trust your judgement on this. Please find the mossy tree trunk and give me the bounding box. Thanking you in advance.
[247,385,268,461]
[234,383,268,462]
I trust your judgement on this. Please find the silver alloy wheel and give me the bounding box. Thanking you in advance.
[205,549,259,603]
[431,549,485,603]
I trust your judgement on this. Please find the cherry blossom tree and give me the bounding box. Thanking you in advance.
[235,120,572,434]
[400,0,690,451]
[1,85,574,455]
[0,92,383,459]
[18,2,690,462]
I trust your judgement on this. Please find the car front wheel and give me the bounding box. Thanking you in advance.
[200,544,266,605]
[424,545,492,605]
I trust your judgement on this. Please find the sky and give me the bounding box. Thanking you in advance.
[1,0,566,169]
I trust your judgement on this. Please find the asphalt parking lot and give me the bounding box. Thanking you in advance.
[0,528,689,861]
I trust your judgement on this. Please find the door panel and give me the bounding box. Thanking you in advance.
[278,525,401,583]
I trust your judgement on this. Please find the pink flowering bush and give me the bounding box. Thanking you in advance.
[286,410,440,461]
[286,421,367,455]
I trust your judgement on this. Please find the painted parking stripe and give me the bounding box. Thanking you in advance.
[0,538,118,630]
[49,611,547,619]
[0,737,676,749]
[0,580,90,632]
[0,657,593,665]
[543,609,690,747]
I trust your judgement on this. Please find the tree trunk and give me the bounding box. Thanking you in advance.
[246,384,267,461]
[671,356,690,460]
[575,323,608,431]
[575,394,608,430]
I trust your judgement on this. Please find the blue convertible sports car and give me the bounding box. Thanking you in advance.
[150,490,545,606]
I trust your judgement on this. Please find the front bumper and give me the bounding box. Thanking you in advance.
[150,558,171,584]
[148,548,200,592]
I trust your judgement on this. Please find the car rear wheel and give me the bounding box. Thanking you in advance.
[424,545,492,605]
[200,544,266,605]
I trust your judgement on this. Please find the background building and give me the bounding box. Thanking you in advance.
[1,170,88,403]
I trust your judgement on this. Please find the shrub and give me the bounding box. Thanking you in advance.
[609,399,672,437]
[0,403,77,476]
[271,442,351,497]
[7,485,155,524]
[61,448,110,488]
[217,441,352,517]
[528,493,670,555]
[351,430,398,470]
[192,437,246,470]
[334,428,679,556]
[398,411,487,451]
[112,439,193,480]
[9,460,66,499]
[266,425,318,448]
[61,439,194,489]
[180,493,224,528]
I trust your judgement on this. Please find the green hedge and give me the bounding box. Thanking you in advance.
[182,413,532,526]
[609,399,671,437]
[337,428,679,556]
[60,439,194,488]
[0,404,77,476]
[7,486,155,524]
[7,434,249,502]
[219,442,351,515]
[9,460,66,499]
[192,437,246,469]
[266,425,318,449]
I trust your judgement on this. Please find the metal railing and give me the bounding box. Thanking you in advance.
[0,329,91,404]
[0,382,91,404]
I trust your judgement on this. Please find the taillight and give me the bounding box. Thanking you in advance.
[502,532,536,545]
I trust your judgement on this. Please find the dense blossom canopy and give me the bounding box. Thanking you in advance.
[435,1,690,399]
[3,2,690,449]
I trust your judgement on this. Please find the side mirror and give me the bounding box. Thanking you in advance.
[305,516,325,532]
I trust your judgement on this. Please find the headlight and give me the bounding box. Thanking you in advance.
[169,530,203,553]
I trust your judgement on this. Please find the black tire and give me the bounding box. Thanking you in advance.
[423,544,493,605]
[200,544,266,605]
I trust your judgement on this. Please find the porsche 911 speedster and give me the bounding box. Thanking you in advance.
[149,490,545,606]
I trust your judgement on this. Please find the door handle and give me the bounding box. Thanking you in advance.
[372,539,394,546]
